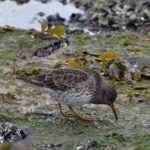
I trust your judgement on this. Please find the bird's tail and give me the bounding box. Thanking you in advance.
[16,75,46,87]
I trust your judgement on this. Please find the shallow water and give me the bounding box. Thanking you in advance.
[0,0,83,30]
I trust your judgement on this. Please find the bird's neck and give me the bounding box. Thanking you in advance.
[91,75,105,104]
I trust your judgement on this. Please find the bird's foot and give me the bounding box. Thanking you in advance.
[60,111,74,117]
[58,103,74,117]
[68,106,93,121]
[58,103,93,121]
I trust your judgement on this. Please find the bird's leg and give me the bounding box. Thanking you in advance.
[68,106,92,121]
[110,103,118,121]
[58,103,72,117]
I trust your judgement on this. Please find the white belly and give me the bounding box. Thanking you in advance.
[44,86,93,106]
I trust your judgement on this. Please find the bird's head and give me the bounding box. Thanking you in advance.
[98,80,118,120]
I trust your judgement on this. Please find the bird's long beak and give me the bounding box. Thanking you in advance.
[110,103,118,121]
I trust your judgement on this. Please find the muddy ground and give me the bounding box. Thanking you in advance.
[0,27,150,150]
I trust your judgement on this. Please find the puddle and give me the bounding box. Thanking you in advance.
[0,0,83,30]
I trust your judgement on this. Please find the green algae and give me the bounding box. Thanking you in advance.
[18,37,31,49]
[0,49,17,61]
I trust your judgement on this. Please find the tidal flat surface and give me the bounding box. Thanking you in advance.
[0,27,150,150]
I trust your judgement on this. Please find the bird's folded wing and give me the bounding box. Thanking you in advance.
[16,75,46,87]
[44,68,89,91]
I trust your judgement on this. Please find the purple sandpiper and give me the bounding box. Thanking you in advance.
[17,67,118,121]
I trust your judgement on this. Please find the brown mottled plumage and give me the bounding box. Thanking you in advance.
[17,67,118,121]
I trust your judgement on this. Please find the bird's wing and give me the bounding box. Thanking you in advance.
[16,74,46,87]
[44,68,89,91]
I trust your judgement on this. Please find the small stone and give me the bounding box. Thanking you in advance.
[129,14,137,21]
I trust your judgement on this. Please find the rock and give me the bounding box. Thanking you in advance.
[0,122,28,143]
[77,140,97,150]
[47,13,65,27]
[36,12,45,17]
[68,0,150,33]
[70,13,83,22]
[129,13,137,21]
